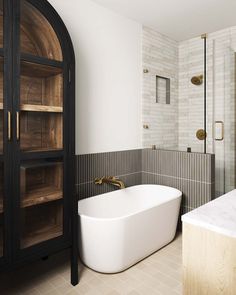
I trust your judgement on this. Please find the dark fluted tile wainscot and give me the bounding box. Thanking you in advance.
[76,148,215,215]
[76,149,142,200]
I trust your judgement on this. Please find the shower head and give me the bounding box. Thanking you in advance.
[191,75,203,86]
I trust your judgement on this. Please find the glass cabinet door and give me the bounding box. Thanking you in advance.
[17,0,65,249]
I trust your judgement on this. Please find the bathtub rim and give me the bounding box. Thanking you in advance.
[78,184,182,222]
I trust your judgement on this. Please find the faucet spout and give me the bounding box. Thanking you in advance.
[94,176,125,189]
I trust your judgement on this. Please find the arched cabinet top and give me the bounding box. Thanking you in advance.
[20,0,75,64]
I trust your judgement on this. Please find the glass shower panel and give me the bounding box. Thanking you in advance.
[209,39,235,197]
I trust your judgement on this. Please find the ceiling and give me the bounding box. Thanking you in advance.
[92,0,236,41]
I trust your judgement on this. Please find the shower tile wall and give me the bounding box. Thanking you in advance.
[76,149,142,200]
[142,26,179,150]
[142,149,215,214]
[143,25,236,195]
[76,149,215,216]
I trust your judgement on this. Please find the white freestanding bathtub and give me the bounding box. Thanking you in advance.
[78,184,182,273]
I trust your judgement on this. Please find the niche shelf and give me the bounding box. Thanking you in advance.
[20,161,63,208]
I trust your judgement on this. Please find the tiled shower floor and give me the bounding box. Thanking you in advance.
[0,234,182,295]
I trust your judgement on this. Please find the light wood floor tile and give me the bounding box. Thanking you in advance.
[0,233,182,295]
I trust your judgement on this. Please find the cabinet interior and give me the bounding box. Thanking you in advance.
[20,112,63,152]
[21,0,62,61]
[20,61,63,111]
[20,61,63,152]
[20,160,63,208]
[21,201,63,249]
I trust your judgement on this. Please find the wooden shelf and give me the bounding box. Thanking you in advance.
[21,53,63,68]
[20,104,62,113]
[21,224,62,249]
[21,60,62,78]
[0,102,3,110]
[21,184,62,208]
[21,161,61,169]
[21,147,63,153]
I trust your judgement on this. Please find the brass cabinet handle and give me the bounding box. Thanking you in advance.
[7,111,11,140]
[16,111,20,141]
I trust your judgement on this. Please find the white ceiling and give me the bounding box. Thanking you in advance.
[92,0,236,41]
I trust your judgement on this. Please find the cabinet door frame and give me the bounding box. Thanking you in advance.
[0,0,14,269]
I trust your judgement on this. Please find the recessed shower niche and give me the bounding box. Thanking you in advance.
[156,75,170,104]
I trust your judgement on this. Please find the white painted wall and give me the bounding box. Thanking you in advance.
[48,0,142,155]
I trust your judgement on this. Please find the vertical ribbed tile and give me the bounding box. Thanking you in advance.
[141,149,215,214]
[77,149,142,200]
[76,149,215,213]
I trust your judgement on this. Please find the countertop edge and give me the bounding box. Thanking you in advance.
[182,215,236,239]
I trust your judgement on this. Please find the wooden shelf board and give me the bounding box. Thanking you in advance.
[21,60,63,78]
[21,185,62,208]
[21,53,63,68]
[0,102,3,110]
[21,161,61,170]
[20,104,63,113]
[21,147,63,153]
[21,224,62,249]
[21,151,63,161]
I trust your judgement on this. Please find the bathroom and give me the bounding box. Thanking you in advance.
[0,0,235,294]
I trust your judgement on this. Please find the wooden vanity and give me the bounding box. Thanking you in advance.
[182,190,236,295]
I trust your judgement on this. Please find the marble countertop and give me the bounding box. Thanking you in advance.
[182,189,236,238]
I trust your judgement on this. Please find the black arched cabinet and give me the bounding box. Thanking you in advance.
[0,0,78,285]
